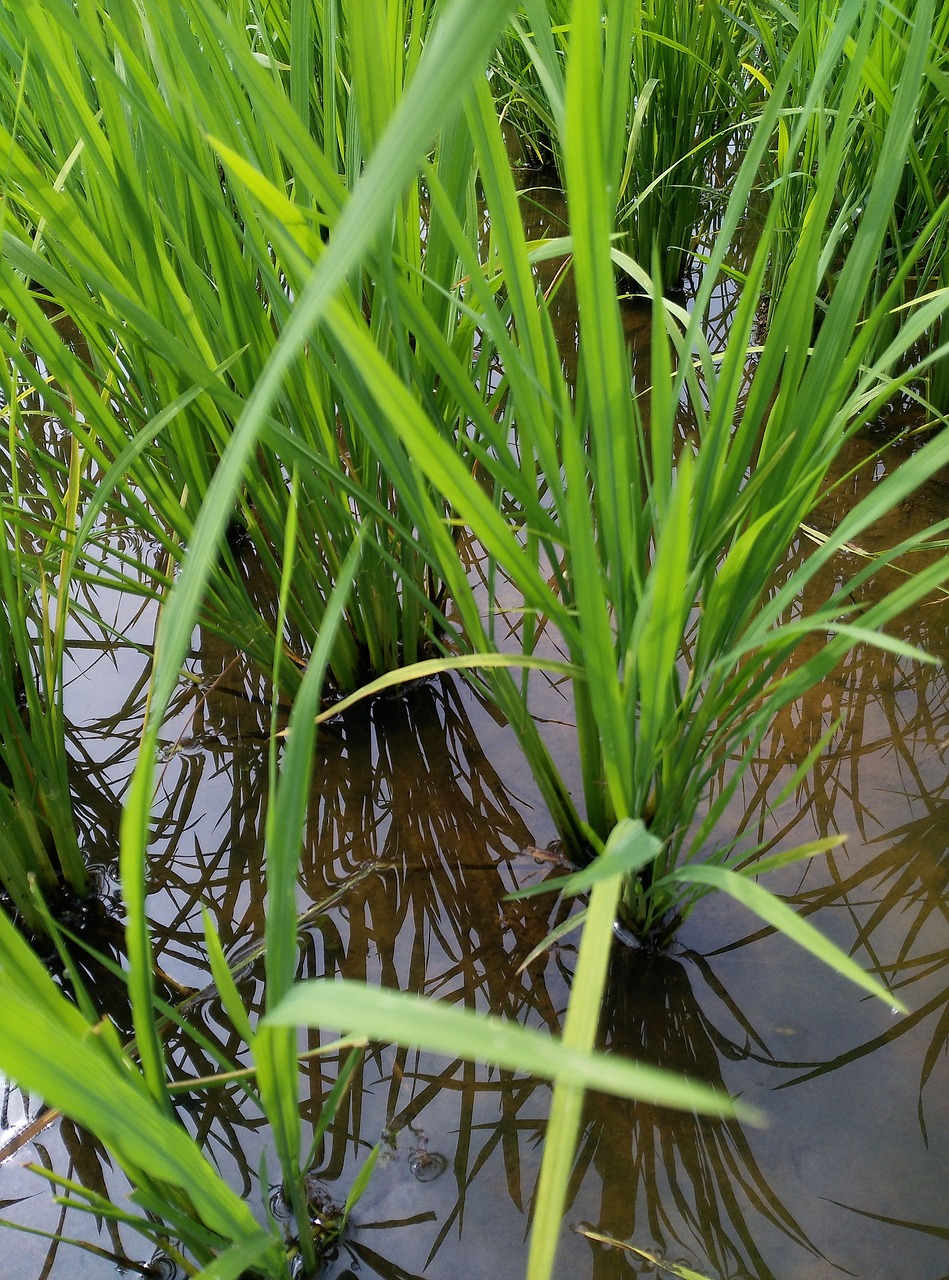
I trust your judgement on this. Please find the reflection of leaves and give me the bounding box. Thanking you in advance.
[710,448,949,857]
[28,1125,138,1276]
[381,1065,544,1265]
[575,949,830,1280]
[338,1236,431,1280]
[75,666,575,1267]
[771,984,948,1144]
[293,678,575,1224]
[825,1198,949,1244]
[720,801,949,1141]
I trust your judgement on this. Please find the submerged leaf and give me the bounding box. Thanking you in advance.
[575,1227,715,1280]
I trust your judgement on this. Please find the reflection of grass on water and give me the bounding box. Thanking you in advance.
[743,806,949,1137]
[699,563,949,1145]
[160,671,578,1225]
[572,950,825,1280]
[0,654,582,1275]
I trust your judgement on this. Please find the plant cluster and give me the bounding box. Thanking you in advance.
[0,0,946,1277]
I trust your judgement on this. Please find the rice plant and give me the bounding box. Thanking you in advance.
[0,549,744,1278]
[164,3,946,1275]
[0,3,755,1277]
[0,1,946,1278]
[295,0,949,954]
[489,0,569,169]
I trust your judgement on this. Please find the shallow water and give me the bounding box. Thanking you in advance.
[2,474,948,1279]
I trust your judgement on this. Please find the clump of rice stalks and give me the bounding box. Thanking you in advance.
[302,0,949,966]
[754,0,949,413]
[489,1,569,169]
[613,0,752,288]
[0,0,482,695]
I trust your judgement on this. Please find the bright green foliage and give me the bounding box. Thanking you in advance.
[0,1,946,1279]
[0,544,390,1278]
[489,0,569,167]
[0,904,288,1275]
[492,0,753,288]
[614,0,750,287]
[286,0,949,952]
[495,0,948,310]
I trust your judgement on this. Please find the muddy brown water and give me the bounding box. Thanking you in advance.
[1,195,947,1278]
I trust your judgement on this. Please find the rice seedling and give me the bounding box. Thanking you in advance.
[602,0,753,290]
[0,553,746,1277]
[489,1,569,169]
[155,67,940,1280]
[473,7,948,1259]
[0,4,753,1277]
[1,0,945,1278]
